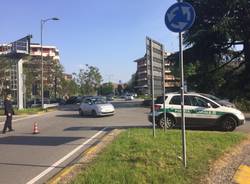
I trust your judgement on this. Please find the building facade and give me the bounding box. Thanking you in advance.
[62,73,73,81]
[134,53,179,95]
[0,42,60,101]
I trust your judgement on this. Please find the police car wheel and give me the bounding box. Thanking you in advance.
[221,116,237,131]
[158,115,175,129]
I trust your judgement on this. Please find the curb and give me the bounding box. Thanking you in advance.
[233,165,250,184]
[47,128,123,184]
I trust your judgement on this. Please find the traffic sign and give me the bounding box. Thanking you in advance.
[165,2,195,32]
[11,35,32,54]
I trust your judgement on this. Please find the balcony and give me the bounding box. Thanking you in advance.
[138,78,147,81]
[53,55,60,60]
[165,70,171,73]
[165,76,175,80]
[138,70,147,75]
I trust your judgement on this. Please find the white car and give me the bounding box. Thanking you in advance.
[148,92,245,131]
[79,96,115,117]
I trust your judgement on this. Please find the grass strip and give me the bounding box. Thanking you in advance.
[71,128,246,184]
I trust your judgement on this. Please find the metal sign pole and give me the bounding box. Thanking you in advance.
[178,0,187,168]
[179,31,186,167]
[162,45,166,131]
[165,0,195,168]
[150,39,156,137]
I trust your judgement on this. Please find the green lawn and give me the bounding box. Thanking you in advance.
[71,128,246,184]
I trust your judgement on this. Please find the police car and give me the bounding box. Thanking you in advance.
[148,93,245,131]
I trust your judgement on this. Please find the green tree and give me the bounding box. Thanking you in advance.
[180,0,250,98]
[61,78,79,97]
[126,72,138,92]
[117,84,123,95]
[76,65,103,95]
[0,56,15,98]
[100,82,114,95]
[23,56,40,100]
[48,61,64,98]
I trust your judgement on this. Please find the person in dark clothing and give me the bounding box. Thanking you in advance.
[2,94,14,134]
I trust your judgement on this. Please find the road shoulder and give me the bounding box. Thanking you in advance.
[201,136,250,184]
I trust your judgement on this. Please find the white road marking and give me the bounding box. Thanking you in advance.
[26,127,107,184]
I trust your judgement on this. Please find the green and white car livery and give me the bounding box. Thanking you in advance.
[148,92,245,131]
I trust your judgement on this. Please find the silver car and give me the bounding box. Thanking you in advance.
[79,96,115,117]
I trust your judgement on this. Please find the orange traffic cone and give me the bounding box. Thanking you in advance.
[33,123,40,134]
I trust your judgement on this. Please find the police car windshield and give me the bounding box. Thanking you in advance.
[201,94,220,101]
[201,93,228,106]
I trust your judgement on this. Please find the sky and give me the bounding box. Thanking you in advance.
[1,0,179,83]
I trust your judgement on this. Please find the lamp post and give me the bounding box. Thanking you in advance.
[41,17,59,108]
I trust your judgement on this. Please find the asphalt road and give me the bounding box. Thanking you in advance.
[0,106,249,184]
[235,113,250,133]
[0,106,151,184]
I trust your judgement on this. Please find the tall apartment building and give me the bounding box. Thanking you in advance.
[134,53,179,95]
[29,43,60,60]
[0,42,60,99]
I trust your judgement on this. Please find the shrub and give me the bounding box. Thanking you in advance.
[233,98,250,112]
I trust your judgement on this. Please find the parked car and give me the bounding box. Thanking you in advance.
[26,99,41,108]
[50,98,66,105]
[148,92,245,131]
[66,96,83,104]
[125,94,134,100]
[106,95,114,101]
[79,96,115,117]
[26,98,50,108]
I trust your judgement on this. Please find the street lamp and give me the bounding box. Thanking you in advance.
[41,17,59,108]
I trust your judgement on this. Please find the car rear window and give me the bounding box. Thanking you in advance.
[155,96,167,104]
[169,95,192,105]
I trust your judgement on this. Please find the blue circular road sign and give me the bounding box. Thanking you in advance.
[165,2,196,32]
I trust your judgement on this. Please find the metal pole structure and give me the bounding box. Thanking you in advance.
[179,31,186,167]
[41,20,44,109]
[150,39,156,137]
[162,45,166,131]
[23,74,26,108]
[41,17,59,109]
[17,59,24,109]
[176,0,187,169]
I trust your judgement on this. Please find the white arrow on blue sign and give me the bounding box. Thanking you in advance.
[165,2,196,33]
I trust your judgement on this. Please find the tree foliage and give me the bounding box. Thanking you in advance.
[117,84,123,95]
[100,82,114,95]
[126,72,138,92]
[61,78,79,97]
[177,0,250,99]
[0,56,15,98]
[75,64,102,95]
